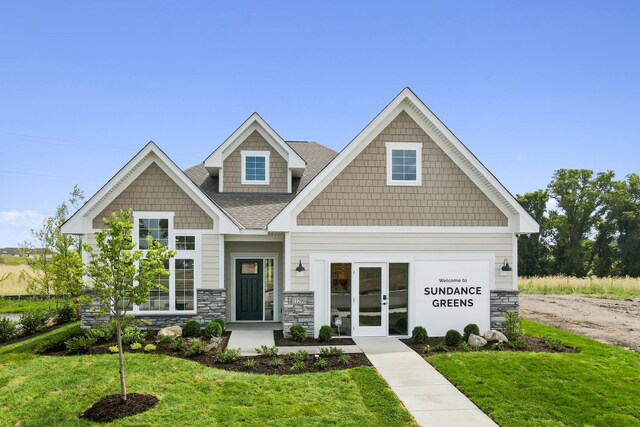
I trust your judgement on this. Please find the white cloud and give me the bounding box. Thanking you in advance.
[0,210,49,247]
[546,198,558,212]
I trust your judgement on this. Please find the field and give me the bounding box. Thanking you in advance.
[0,255,31,296]
[519,275,640,299]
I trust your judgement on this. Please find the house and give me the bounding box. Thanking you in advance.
[61,88,538,338]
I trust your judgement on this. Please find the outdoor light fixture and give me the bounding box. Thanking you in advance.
[296,260,306,273]
[501,259,512,272]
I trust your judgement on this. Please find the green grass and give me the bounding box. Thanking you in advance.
[0,255,27,266]
[0,323,416,426]
[0,298,59,314]
[429,320,640,426]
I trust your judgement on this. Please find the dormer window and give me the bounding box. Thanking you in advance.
[241,151,270,185]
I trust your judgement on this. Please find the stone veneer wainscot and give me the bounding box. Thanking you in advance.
[490,290,519,331]
[282,291,314,338]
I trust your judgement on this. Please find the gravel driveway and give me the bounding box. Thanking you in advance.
[520,294,640,353]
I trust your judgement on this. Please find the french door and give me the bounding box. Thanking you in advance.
[352,263,388,336]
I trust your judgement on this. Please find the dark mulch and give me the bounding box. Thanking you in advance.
[273,330,355,347]
[208,353,371,375]
[0,321,74,348]
[401,335,580,356]
[80,393,159,423]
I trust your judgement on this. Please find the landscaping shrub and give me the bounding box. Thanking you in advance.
[270,357,284,368]
[510,337,528,351]
[504,311,524,341]
[320,346,344,356]
[444,329,462,346]
[338,354,350,365]
[493,341,504,351]
[289,325,307,342]
[463,323,480,341]
[217,348,240,363]
[541,334,566,351]
[244,359,256,370]
[65,336,96,355]
[204,321,223,339]
[85,324,114,343]
[457,342,471,352]
[421,345,431,354]
[130,342,142,350]
[159,334,173,344]
[256,345,279,357]
[122,325,146,345]
[289,350,309,362]
[318,325,333,342]
[315,358,328,369]
[20,309,49,335]
[171,338,185,352]
[290,361,305,371]
[183,320,201,337]
[108,346,118,353]
[144,343,157,352]
[411,326,428,344]
[185,338,207,357]
[0,317,16,342]
[212,318,225,331]
[433,342,448,352]
[55,304,77,324]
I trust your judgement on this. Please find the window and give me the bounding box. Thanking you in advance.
[264,259,274,321]
[388,263,409,335]
[139,260,170,311]
[175,259,195,311]
[331,263,352,336]
[138,218,169,249]
[175,236,195,250]
[386,142,422,186]
[241,151,270,184]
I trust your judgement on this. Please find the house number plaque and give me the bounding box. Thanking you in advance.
[292,297,305,304]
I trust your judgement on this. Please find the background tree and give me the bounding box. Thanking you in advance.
[606,174,640,276]
[84,209,175,402]
[516,190,552,276]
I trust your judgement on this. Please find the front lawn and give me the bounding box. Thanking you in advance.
[0,323,416,426]
[0,297,60,314]
[429,320,640,426]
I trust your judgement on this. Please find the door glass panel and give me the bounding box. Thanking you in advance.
[359,267,382,327]
[331,263,351,336]
[241,262,259,274]
[389,263,409,335]
[264,259,274,321]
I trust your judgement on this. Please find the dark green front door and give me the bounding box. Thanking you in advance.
[236,259,263,321]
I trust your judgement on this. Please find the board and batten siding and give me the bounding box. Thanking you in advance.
[200,234,220,289]
[290,232,514,291]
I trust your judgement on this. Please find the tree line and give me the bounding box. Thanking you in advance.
[517,169,640,278]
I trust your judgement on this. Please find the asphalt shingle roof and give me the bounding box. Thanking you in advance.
[184,141,337,229]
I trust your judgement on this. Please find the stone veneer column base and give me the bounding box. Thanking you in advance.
[80,289,227,329]
[490,290,519,331]
[282,291,314,338]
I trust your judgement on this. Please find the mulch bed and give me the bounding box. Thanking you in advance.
[273,330,355,347]
[401,335,580,356]
[80,393,159,423]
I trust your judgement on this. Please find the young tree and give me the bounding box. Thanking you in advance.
[84,209,175,402]
[516,190,552,276]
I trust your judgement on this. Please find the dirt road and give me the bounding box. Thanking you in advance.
[520,294,640,353]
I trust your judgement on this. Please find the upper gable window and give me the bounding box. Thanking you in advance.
[241,151,270,185]
[386,142,422,186]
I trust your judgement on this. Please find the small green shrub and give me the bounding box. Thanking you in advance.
[159,334,173,344]
[109,346,119,353]
[243,359,256,370]
[463,323,480,341]
[493,341,505,351]
[55,304,77,324]
[212,318,225,331]
[204,321,223,339]
[320,346,344,356]
[65,336,96,354]
[411,326,428,344]
[122,325,146,345]
[421,345,431,354]
[130,342,142,350]
[185,338,207,357]
[0,317,16,342]
[457,341,471,352]
[318,325,333,342]
[289,325,307,342]
[183,320,201,337]
[541,334,566,352]
[290,350,309,362]
[504,311,524,341]
[433,342,448,352]
[510,337,528,351]
[290,361,305,371]
[217,348,240,363]
[270,357,284,368]
[444,329,462,346]
[85,324,114,343]
[338,354,350,365]
[256,345,279,357]
[144,343,157,352]
[171,338,185,352]
[315,358,328,369]
[20,309,49,335]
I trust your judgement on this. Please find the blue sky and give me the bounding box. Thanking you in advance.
[0,1,638,246]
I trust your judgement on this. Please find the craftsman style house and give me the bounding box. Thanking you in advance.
[62,88,538,337]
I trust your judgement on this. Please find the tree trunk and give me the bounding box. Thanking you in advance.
[115,317,127,402]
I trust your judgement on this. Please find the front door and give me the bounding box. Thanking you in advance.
[352,263,388,336]
[236,259,263,321]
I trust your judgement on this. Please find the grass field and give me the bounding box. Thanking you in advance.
[0,323,416,426]
[519,275,640,299]
[0,255,30,296]
[429,320,640,426]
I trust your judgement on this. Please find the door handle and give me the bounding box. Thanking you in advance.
[383,295,387,301]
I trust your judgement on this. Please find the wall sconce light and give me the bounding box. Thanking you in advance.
[501,259,512,272]
[296,259,306,275]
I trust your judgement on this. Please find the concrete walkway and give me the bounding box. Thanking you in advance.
[354,337,497,427]
[226,323,278,356]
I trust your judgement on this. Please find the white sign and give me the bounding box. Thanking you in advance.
[414,259,491,337]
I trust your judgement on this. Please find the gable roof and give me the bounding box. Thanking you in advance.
[203,112,306,175]
[61,142,241,234]
[269,87,539,233]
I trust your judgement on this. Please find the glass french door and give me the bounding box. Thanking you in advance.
[352,263,388,336]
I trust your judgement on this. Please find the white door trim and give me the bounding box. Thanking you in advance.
[352,263,388,337]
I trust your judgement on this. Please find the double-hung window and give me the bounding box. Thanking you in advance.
[241,151,270,184]
[386,142,422,186]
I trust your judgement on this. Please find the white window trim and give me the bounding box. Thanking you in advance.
[241,150,270,185]
[131,212,200,315]
[385,142,422,186]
